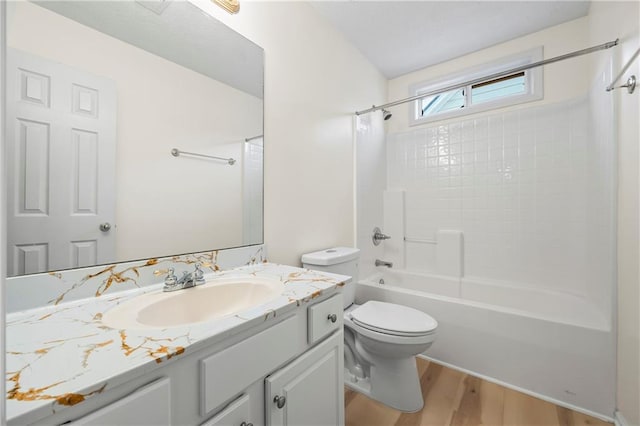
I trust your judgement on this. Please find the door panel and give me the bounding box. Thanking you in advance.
[200,394,251,426]
[265,331,344,426]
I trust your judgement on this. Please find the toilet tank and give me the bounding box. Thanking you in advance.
[301,247,359,308]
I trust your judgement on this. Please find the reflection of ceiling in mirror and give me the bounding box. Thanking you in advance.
[34,0,263,98]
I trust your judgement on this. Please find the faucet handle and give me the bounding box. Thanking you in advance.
[193,263,205,285]
[163,268,179,291]
[372,227,391,246]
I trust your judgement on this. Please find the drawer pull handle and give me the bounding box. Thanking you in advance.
[327,313,338,323]
[240,422,253,426]
[274,395,286,409]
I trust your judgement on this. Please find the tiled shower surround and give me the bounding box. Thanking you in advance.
[386,95,614,316]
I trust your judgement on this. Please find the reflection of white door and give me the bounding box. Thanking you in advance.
[6,49,116,276]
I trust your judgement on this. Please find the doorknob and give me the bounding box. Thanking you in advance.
[273,395,286,409]
[99,222,111,232]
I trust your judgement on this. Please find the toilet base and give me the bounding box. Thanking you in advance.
[344,356,424,413]
[344,370,371,395]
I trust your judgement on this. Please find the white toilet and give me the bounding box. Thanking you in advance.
[302,247,438,412]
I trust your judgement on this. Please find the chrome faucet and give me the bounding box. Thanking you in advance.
[163,263,206,292]
[375,259,393,268]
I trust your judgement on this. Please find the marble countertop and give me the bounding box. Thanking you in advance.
[5,263,350,425]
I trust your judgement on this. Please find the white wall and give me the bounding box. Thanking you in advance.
[355,113,386,279]
[7,1,263,261]
[588,2,640,425]
[387,17,591,133]
[190,0,387,266]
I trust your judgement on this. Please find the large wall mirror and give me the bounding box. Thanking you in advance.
[5,0,264,277]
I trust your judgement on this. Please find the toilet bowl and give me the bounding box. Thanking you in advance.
[301,248,438,413]
[344,301,437,412]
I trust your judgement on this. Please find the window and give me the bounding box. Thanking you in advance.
[409,48,543,126]
[471,72,526,104]
[419,88,465,116]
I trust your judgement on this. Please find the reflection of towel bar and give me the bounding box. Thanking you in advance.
[404,237,437,245]
[171,148,235,165]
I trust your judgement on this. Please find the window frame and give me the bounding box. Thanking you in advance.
[408,47,544,126]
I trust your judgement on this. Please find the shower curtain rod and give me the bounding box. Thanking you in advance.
[606,46,639,93]
[355,39,619,116]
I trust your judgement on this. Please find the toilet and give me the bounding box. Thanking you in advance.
[301,247,438,412]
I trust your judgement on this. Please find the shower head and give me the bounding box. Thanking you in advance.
[382,108,392,121]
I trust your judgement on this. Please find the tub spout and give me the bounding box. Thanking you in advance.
[375,259,393,268]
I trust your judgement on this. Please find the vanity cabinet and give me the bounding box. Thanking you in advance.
[265,331,343,426]
[200,316,300,416]
[36,293,344,426]
[69,378,171,425]
[200,394,252,426]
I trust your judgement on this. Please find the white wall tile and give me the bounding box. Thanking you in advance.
[384,96,614,313]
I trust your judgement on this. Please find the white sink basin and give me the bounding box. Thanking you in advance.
[102,276,285,330]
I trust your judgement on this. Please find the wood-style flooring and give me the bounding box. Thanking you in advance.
[345,357,612,426]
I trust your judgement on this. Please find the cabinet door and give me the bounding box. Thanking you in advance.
[70,377,170,425]
[265,331,343,426]
[201,394,251,426]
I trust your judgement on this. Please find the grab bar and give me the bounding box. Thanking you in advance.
[171,148,235,165]
[404,237,437,245]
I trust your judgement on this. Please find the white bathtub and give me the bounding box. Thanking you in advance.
[356,269,615,419]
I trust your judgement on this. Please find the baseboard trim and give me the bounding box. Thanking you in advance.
[417,355,615,424]
[614,410,629,426]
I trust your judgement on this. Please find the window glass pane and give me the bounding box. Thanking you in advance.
[471,72,525,104]
[419,88,465,117]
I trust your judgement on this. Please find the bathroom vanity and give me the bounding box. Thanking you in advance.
[5,263,347,426]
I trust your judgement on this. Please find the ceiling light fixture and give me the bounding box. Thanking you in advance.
[212,0,240,14]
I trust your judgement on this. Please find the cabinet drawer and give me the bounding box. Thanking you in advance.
[307,295,342,344]
[200,316,300,416]
[69,377,170,425]
[201,394,251,426]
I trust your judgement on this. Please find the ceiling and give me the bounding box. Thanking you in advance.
[310,1,590,79]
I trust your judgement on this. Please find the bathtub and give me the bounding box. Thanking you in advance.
[356,269,615,420]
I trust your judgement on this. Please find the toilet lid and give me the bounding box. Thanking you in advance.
[350,301,438,336]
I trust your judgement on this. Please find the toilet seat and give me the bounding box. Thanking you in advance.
[350,301,438,337]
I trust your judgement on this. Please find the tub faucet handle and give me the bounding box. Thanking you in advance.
[372,227,391,246]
